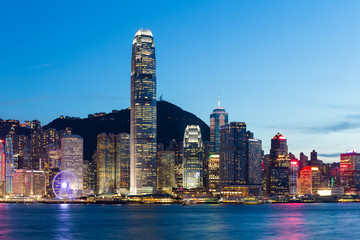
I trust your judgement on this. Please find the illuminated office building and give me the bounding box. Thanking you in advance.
[61,135,83,194]
[130,29,157,195]
[5,138,14,194]
[267,133,291,196]
[208,154,220,190]
[157,151,176,193]
[116,133,130,191]
[299,166,320,195]
[183,125,203,189]
[210,98,228,154]
[340,151,360,194]
[299,152,308,171]
[290,160,299,196]
[96,134,117,193]
[167,139,183,188]
[12,169,46,196]
[0,140,5,180]
[219,122,248,185]
[248,139,262,185]
[96,133,130,194]
[310,150,318,166]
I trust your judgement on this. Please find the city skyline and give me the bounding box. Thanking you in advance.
[1,1,360,162]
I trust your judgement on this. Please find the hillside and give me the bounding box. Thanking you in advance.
[44,100,210,160]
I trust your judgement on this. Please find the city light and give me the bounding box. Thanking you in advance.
[318,190,332,196]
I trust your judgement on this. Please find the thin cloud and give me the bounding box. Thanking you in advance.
[318,153,341,158]
[27,63,54,70]
[308,121,360,133]
[345,114,360,119]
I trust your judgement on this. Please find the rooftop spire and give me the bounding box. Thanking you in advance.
[218,96,220,108]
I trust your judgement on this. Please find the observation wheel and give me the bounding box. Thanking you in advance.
[52,171,79,199]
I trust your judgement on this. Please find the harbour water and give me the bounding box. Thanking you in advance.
[1,203,359,239]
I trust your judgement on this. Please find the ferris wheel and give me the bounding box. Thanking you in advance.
[52,171,79,199]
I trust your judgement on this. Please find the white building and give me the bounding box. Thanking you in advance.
[61,135,83,195]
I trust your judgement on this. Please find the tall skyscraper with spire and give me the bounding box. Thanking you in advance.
[210,97,228,154]
[130,29,157,195]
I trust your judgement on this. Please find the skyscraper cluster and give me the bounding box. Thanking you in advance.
[0,29,351,202]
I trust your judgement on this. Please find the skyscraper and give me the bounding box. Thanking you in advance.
[219,122,248,185]
[208,154,220,190]
[340,150,360,194]
[95,133,130,194]
[210,98,228,154]
[290,159,299,196]
[61,135,83,195]
[247,139,262,185]
[96,134,117,194]
[310,150,318,166]
[183,125,203,189]
[267,133,291,196]
[0,140,5,180]
[116,133,130,191]
[299,166,320,195]
[130,29,157,195]
[156,151,176,193]
[5,138,14,194]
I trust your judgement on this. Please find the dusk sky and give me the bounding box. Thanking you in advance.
[1,1,360,162]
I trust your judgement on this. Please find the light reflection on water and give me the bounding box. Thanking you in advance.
[1,203,360,239]
[54,204,73,240]
[268,204,308,240]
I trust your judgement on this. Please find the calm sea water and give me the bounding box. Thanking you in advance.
[0,203,359,239]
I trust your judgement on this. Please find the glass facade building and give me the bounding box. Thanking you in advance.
[267,133,291,196]
[219,122,248,185]
[299,166,320,195]
[210,98,228,154]
[247,139,262,185]
[96,133,130,194]
[130,29,157,195]
[340,151,360,194]
[183,125,203,189]
[156,151,176,193]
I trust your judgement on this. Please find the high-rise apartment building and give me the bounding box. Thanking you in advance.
[210,98,228,154]
[61,135,83,194]
[183,125,203,189]
[130,29,157,195]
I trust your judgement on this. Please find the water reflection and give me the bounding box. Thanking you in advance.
[0,204,10,238]
[268,204,308,239]
[54,204,73,240]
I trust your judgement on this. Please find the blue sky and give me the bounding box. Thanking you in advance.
[1,1,360,162]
